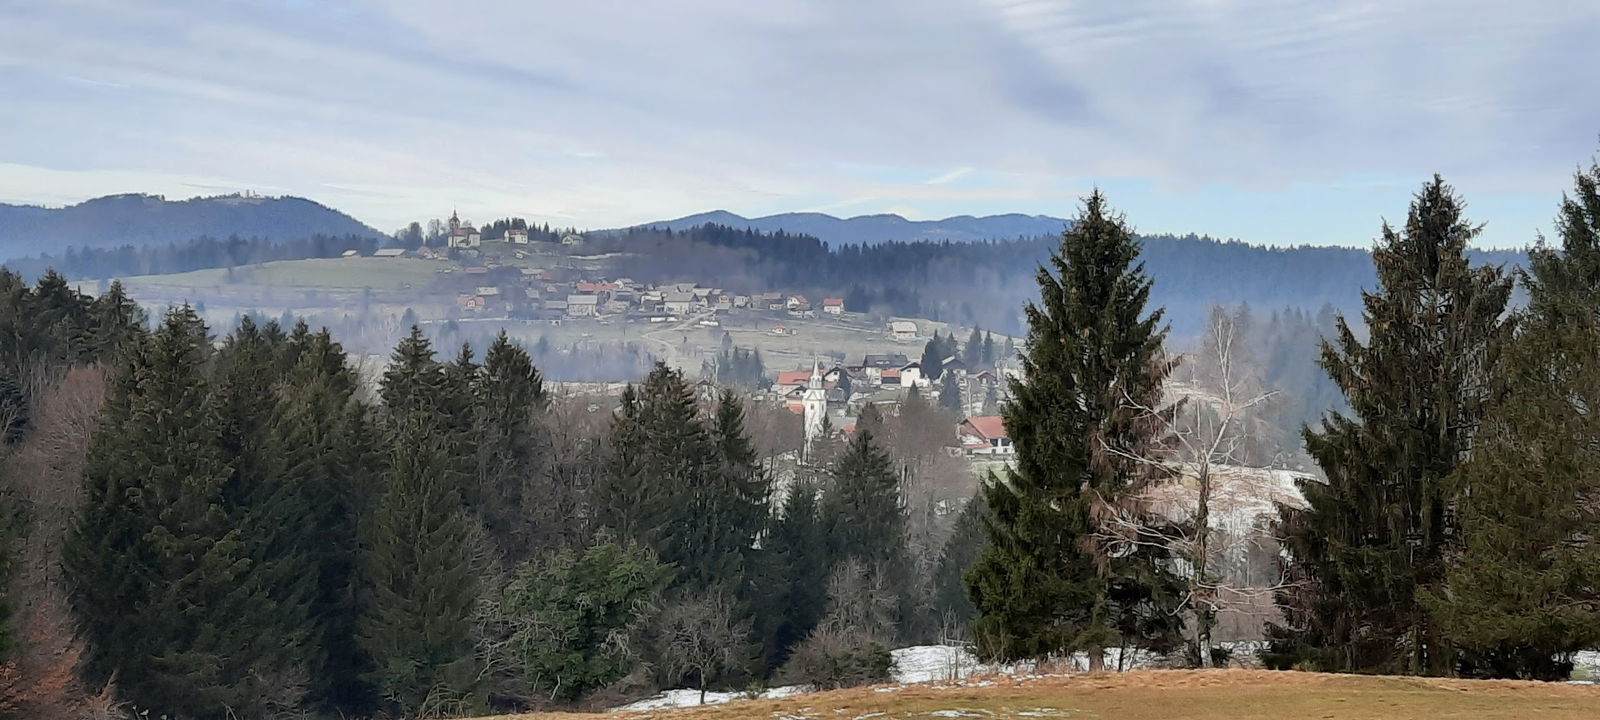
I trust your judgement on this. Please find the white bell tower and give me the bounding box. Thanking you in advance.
[802,360,828,461]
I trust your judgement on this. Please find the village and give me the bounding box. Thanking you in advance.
[335,211,1026,463]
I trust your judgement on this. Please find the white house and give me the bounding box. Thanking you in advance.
[373,248,406,258]
[822,297,844,315]
[958,416,1013,457]
[899,361,926,388]
[890,320,918,340]
[663,290,695,315]
[506,228,530,244]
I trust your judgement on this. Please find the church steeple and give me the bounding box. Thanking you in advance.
[802,359,828,463]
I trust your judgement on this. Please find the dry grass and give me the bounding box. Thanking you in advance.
[481,669,1600,720]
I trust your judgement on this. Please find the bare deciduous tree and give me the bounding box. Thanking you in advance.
[657,590,751,704]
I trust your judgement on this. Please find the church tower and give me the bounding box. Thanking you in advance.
[802,360,828,462]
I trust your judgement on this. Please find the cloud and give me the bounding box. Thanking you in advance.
[1,0,1597,246]
[926,168,975,185]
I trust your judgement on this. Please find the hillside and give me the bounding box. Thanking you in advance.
[0,193,382,260]
[490,670,1600,719]
[626,210,1072,245]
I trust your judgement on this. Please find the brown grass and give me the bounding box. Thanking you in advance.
[481,669,1600,720]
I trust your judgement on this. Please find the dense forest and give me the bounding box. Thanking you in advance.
[0,194,381,260]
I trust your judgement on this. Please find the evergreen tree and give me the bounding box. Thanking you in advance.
[761,480,830,669]
[920,332,944,381]
[962,327,983,368]
[1419,165,1600,679]
[66,306,305,716]
[820,428,912,635]
[966,192,1181,668]
[274,326,376,710]
[360,332,483,714]
[939,373,964,416]
[981,331,996,369]
[1272,176,1512,675]
[475,331,547,564]
[932,492,987,632]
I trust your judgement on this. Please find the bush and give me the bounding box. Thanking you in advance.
[780,626,893,690]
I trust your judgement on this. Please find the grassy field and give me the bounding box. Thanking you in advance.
[113,257,446,291]
[489,670,1600,720]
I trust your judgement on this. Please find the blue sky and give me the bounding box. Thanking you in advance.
[2,0,1597,247]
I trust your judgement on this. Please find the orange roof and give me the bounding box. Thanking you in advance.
[882,368,902,379]
[962,415,1007,440]
[777,370,813,387]
[822,297,844,306]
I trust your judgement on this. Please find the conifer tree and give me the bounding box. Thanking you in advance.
[965,192,1180,668]
[939,373,964,416]
[66,306,305,716]
[475,331,547,563]
[761,479,830,668]
[963,327,983,368]
[274,325,376,710]
[820,428,913,634]
[920,332,944,381]
[1272,176,1511,675]
[360,330,483,714]
[932,492,987,631]
[1420,164,1600,679]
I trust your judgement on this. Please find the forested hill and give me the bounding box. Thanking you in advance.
[0,193,382,260]
[623,210,1074,245]
[603,223,1528,338]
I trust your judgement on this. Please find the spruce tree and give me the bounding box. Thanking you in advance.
[760,479,829,669]
[66,306,303,716]
[962,327,983,368]
[920,332,944,381]
[820,428,913,636]
[360,331,483,714]
[932,492,986,631]
[274,326,375,710]
[965,191,1180,668]
[939,373,964,416]
[1420,164,1600,679]
[1272,176,1511,675]
[475,331,547,564]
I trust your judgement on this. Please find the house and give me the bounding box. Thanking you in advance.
[340,249,359,258]
[506,227,530,244]
[786,295,808,310]
[449,226,482,248]
[374,248,407,258]
[890,320,919,340]
[566,294,600,317]
[958,416,1013,457]
[940,356,969,379]
[760,292,786,310]
[733,295,751,308]
[822,297,845,315]
[476,286,501,297]
[663,291,695,315]
[464,266,489,275]
[544,300,569,316]
[561,234,586,246]
[457,294,486,313]
[899,361,926,388]
[603,299,630,315]
[776,370,816,390]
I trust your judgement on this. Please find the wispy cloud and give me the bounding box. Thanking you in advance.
[926,167,975,185]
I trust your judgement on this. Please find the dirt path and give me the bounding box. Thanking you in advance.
[640,309,714,372]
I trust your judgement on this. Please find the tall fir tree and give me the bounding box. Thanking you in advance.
[474,331,547,564]
[274,324,377,710]
[965,191,1181,668]
[1271,176,1512,675]
[360,330,484,714]
[820,428,913,637]
[66,306,307,716]
[1419,165,1600,679]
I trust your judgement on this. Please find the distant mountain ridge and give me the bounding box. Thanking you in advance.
[0,193,383,261]
[628,210,1073,245]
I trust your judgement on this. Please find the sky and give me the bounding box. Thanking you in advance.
[2,0,1598,248]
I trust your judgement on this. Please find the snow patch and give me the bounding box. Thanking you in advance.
[612,684,808,711]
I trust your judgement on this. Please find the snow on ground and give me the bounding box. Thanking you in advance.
[613,683,808,711]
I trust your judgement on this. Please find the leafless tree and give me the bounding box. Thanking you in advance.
[1099,307,1297,667]
[657,590,752,704]
[0,366,106,717]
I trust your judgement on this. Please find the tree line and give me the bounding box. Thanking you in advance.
[964,165,1600,680]
[0,269,984,717]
